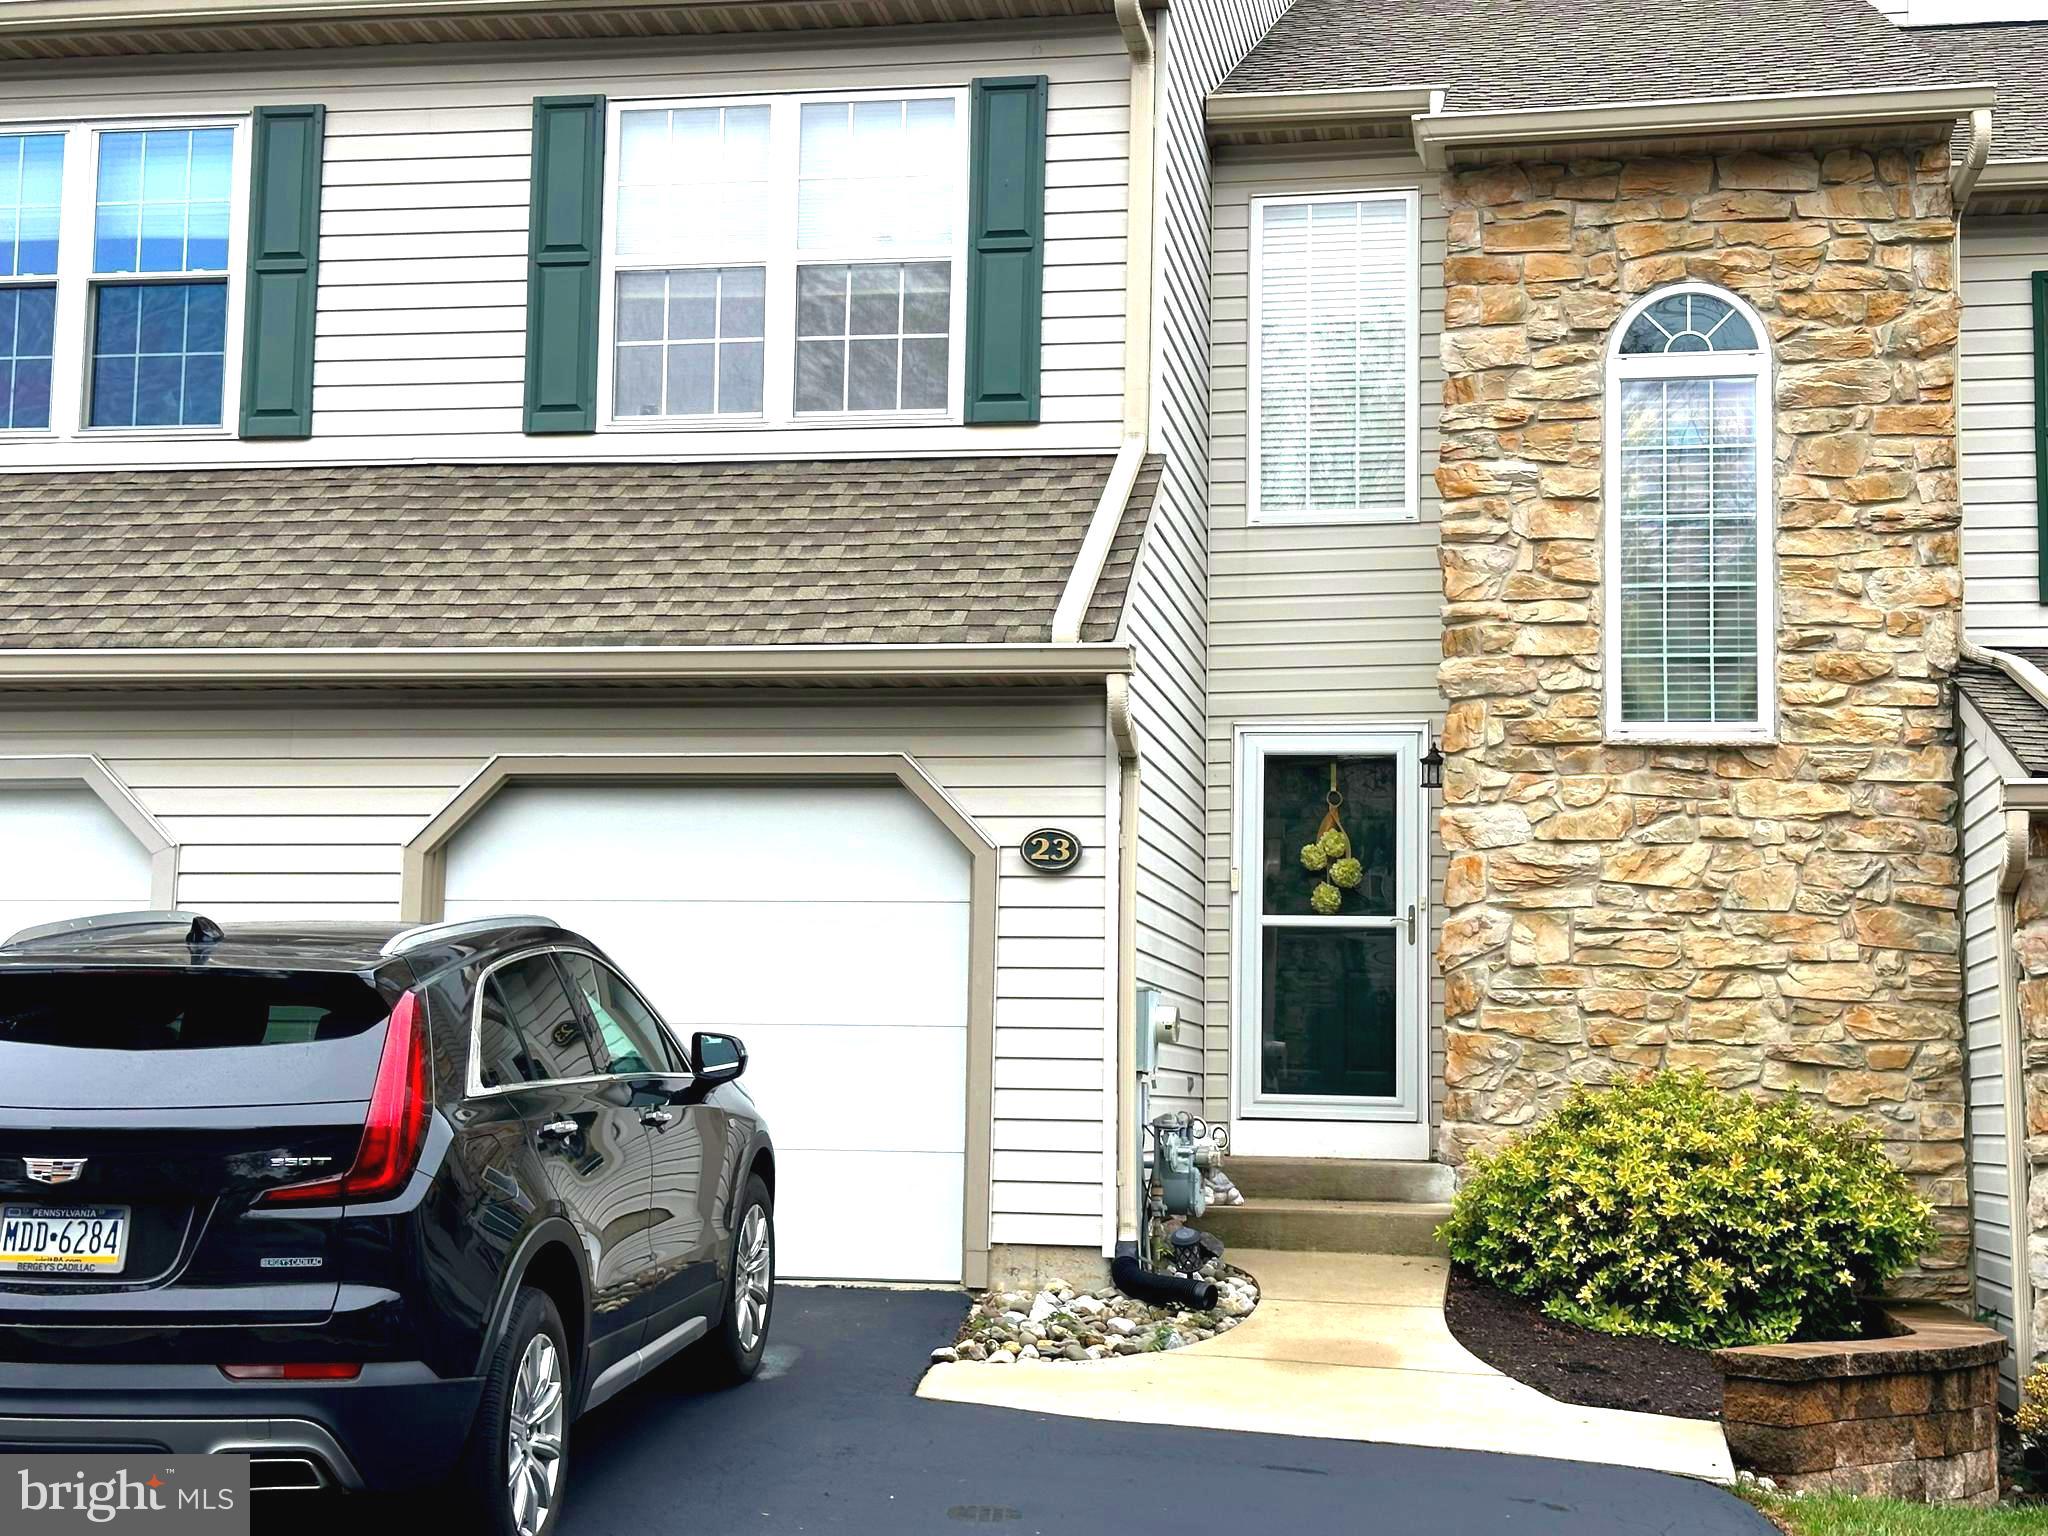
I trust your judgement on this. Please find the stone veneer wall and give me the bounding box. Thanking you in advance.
[1432,143,1969,1297]
[2010,825,2048,1371]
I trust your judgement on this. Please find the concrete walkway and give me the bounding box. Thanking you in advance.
[919,1249,1735,1483]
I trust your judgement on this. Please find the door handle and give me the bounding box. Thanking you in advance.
[640,1109,675,1129]
[1390,904,1418,946]
[536,1119,578,1141]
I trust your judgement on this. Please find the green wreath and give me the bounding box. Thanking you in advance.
[1299,765,1365,914]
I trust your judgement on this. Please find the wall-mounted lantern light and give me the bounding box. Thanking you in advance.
[1420,737,1444,792]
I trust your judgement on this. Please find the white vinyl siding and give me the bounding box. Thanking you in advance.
[0,19,1131,468]
[1119,0,1296,1120]
[1249,189,1418,524]
[1206,146,1448,1135]
[1,690,1113,1255]
[1959,214,2048,646]
[1958,705,2028,1404]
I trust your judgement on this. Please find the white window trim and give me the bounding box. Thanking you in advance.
[0,113,249,444]
[597,87,970,433]
[1246,187,1421,527]
[1602,281,1777,747]
[1229,720,1429,1147]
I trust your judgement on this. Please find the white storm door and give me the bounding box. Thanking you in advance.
[1234,728,1426,1141]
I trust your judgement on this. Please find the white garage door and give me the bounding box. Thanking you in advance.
[442,781,972,1283]
[0,786,156,941]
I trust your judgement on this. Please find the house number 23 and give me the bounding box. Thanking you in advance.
[1021,828,1081,873]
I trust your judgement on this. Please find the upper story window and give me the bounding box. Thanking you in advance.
[0,118,244,439]
[602,90,966,428]
[1606,283,1774,742]
[0,133,62,430]
[1249,189,1419,525]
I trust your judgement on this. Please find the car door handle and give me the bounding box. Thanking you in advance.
[536,1119,578,1141]
[639,1109,675,1129]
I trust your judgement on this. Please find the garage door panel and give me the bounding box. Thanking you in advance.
[442,779,972,1285]
[447,898,969,1032]
[729,1024,966,1155]
[774,1150,963,1283]
[446,783,970,903]
[0,788,155,938]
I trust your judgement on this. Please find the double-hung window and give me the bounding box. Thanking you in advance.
[0,118,244,438]
[1606,283,1774,742]
[0,133,63,430]
[603,90,966,427]
[1249,189,1419,524]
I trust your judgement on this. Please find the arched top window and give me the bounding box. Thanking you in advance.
[1605,282,1774,742]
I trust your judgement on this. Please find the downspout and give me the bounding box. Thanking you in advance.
[1110,0,1153,1258]
[1953,106,1992,209]
[1108,673,1143,1250]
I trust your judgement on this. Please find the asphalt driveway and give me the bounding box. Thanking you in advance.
[269,1286,1777,1536]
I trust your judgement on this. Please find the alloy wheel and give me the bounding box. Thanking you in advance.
[736,1204,772,1354]
[506,1332,566,1536]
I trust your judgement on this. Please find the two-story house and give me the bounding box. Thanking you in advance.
[11,0,2048,1405]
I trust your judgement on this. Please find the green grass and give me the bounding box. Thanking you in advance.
[1743,1490,2048,1535]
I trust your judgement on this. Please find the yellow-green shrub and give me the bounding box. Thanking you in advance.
[1440,1072,1936,1349]
[2017,1366,2048,1445]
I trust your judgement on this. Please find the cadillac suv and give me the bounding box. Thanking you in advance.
[0,911,776,1536]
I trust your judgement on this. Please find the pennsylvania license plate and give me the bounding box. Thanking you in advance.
[0,1203,130,1274]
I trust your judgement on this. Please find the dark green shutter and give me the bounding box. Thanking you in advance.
[2035,271,2048,601]
[238,105,324,440]
[524,95,606,434]
[964,76,1048,425]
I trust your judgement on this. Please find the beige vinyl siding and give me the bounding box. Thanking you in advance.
[2,690,1113,1253]
[1959,703,2026,1405]
[1204,143,1447,1131]
[1960,214,2048,645]
[1119,0,1296,1117]
[0,18,1128,468]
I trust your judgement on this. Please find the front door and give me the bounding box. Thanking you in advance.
[1233,726,1428,1159]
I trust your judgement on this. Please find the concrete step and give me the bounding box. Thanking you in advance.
[1198,1198,1452,1258]
[1226,1156,1456,1204]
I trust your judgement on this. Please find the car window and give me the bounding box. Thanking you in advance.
[557,953,685,1077]
[475,955,599,1088]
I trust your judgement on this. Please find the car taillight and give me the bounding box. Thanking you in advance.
[220,1363,362,1381]
[258,989,430,1207]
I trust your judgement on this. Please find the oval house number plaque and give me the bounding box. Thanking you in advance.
[1020,828,1081,873]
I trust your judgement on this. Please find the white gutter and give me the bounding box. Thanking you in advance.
[1974,158,2048,197]
[1953,107,1993,205]
[1205,84,1444,137]
[1051,438,1149,644]
[1107,672,1143,1250]
[1411,82,1998,171]
[0,642,1136,688]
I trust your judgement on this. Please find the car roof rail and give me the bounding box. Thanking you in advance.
[380,914,561,958]
[4,910,214,948]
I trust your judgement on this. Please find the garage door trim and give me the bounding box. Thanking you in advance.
[0,756,178,908]
[401,751,999,1290]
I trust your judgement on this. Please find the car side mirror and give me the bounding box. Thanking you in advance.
[692,1031,746,1085]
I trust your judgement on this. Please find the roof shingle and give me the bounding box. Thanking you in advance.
[1957,656,2048,778]
[0,457,1154,651]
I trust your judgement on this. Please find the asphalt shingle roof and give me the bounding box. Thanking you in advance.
[0,457,1154,651]
[1918,22,2048,163]
[1957,657,2048,778]
[1219,0,1941,112]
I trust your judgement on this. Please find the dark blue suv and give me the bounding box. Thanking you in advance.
[0,911,776,1536]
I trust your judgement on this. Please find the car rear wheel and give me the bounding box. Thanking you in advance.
[455,1286,572,1536]
[702,1173,774,1383]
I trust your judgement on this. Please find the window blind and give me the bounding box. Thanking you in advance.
[1255,194,1412,519]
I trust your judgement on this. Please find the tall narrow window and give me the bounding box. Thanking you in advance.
[89,127,234,429]
[1607,284,1773,740]
[0,133,62,431]
[1250,189,1418,524]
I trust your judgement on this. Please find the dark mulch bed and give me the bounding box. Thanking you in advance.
[1443,1264,1725,1421]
